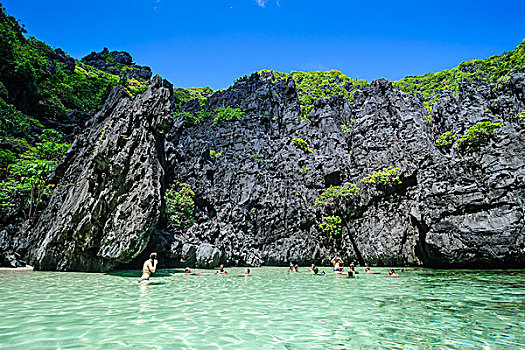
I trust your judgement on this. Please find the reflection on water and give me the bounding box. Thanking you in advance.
[0,267,524,349]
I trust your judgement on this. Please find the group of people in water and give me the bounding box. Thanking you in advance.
[288,255,399,278]
[139,252,399,283]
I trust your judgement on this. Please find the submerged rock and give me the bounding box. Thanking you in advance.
[20,75,172,271]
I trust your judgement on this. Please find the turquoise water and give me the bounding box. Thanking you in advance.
[0,267,524,349]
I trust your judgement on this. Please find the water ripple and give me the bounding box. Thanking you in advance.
[0,268,524,349]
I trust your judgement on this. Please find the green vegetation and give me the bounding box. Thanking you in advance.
[318,215,342,238]
[212,106,244,124]
[435,131,455,148]
[516,110,525,120]
[291,71,368,119]
[165,182,195,229]
[314,182,362,263]
[250,154,262,161]
[209,150,223,158]
[0,129,69,219]
[361,166,402,188]
[340,119,356,134]
[171,87,214,126]
[422,115,432,125]
[0,3,150,122]
[0,4,152,223]
[394,41,525,100]
[0,98,40,137]
[314,182,360,207]
[259,70,368,119]
[292,137,313,153]
[455,121,504,152]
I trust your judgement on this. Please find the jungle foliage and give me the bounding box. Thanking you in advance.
[165,182,195,229]
[393,41,525,100]
[0,3,147,220]
[0,129,69,220]
[259,70,369,119]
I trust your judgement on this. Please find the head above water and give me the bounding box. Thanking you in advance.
[150,252,157,260]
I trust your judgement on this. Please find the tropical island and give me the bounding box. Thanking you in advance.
[1,2,525,349]
[1,3,524,272]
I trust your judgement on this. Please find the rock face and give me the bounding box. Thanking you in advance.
[6,70,524,271]
[19,75,172,271]
[82,47,152,82]
[158,71,524,268]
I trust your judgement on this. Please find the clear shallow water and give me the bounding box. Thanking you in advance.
[0,267,524,349]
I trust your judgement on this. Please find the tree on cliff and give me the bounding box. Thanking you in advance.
[314,182,365,265]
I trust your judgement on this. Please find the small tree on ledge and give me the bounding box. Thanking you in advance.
[314,182,364,265]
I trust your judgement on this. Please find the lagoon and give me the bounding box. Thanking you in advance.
[1,267,524,349]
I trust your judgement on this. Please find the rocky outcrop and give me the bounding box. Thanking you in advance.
[157,72,524,268]
[18,75,172,271]
[6,69,524,271]
[82,47,152,82]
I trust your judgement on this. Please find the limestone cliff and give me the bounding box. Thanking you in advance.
[19,75,172,271]
[3,70,525,271]
[159,72,524,268]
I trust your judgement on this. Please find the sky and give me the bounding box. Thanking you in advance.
[4,0,525,90]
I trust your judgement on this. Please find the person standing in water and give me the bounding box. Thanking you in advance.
[332,255,344,273]
[217,264,227,274]
[138,252,158,283]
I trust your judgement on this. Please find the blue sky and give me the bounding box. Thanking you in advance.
[4,0,525,90]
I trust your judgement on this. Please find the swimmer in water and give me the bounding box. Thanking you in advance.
[294,264,299,272]
[332,256,344,273]
[138,252,158,283]
[349,266,359,274]
[388,268,399,277]
[289,262,295,272]
[311,265,326,275]
[233,268,251,277]
[348,270,355,278]
[185,267,191,274]
[217,264,227,274]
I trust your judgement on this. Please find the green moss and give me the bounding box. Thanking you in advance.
[516,110,525,120]
[422,114,432,125]
[173,87,214,112]
[250,154,262,161]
